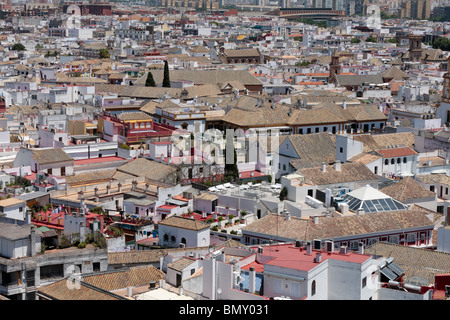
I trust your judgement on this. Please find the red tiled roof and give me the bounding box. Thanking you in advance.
[377,147,417,158]
[239,171,267,179]
[252,244,370,272]
[241,260,264,273]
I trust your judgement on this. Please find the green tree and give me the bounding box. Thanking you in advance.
[224,139,239,182]
[99,48,110,59]
[351,38,361,44]
[432,37,450,51]
[162,60,171,88]
[365,36,377,43]
[12,43,26,51]
[145,71,156,87]
[279,186,288,201]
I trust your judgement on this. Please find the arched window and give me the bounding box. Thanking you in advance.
[391,158,395,165]
[171,235,176,242]
[181,123,188,130]
[181,238,186,244]
[385,159,388,165]
[403,157,407,163]
[311,280,316,296]
[397,158,401,164]
[163,234,168,242]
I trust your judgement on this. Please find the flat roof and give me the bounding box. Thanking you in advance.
[254,244,371,272]
[0,197,25,207]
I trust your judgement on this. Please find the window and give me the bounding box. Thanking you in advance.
[362,277,367,288]
[391,159,395,165]
[283,164,286,171]
[407,233,416,244]
[311,280,316,296]
[299,128,303,134]
[171,236,176,242]
[191,269,195,276]
[340,147,343,153]
[93,262,100,272]
[430,186,435,192]
[315,127,320,133]
[19,207,23,212]
[397,158,401,164]
[290,281,300,297]
[385,159,389,165]
[403,157,407,163]
[274,278,282,294]
[163,234,169,242]
[389,235,399,244]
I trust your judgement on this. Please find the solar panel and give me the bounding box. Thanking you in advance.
[388,262,404,277]
[380,266,398,280]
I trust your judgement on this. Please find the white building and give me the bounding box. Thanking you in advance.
[158,216,210,248]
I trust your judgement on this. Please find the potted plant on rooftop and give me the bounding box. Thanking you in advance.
[240,210,247,224]
[218,216,225,228]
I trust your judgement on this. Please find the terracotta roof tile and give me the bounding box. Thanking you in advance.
[242,210,434,241]
[365,242,450,285]
[82,266,165,292]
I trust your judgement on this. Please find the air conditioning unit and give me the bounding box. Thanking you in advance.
[313,239,321,251]
[325,240,334,253]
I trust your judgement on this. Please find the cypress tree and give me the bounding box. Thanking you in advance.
[145,71,156,87]
[162,60,171,88]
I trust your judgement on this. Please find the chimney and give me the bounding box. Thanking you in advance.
[257,246,263,254]
[306,241,312,255]
[358,242,364,254]
[106,185,111,194]
[321,162,326,172]
[248,267,256,294]
[159,279,166,290]
[145,183,149,193]
[213,213,217,220]
[334,160,341,172]
[126,287,133,297]
[202,212,207,219]
[178,287,183,296]
[159,256,164,271]
[30,225,36,257]
[285,212,290,221]
[342,100,347,109]
[314,252,322,263]
[79,221,86,242]
[78,191,84,200]
[94,187,99,197]
[149,281,156,290]
[340,246,348,254]
[118,183,122,193]
[313,216,319,224]
[428,160,432,166]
